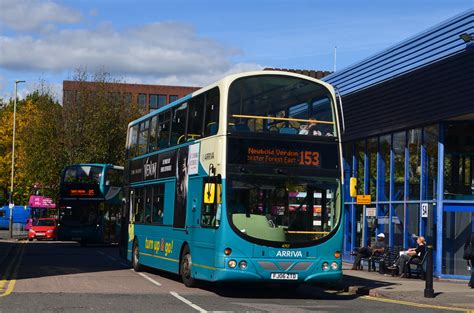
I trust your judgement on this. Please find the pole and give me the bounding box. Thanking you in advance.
[9,80,25,239]
[424,245,434,298]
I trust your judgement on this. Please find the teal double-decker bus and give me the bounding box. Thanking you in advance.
[58,164,124,245]
[125,71,344,286]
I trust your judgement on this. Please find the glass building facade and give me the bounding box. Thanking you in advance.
[342,123,474,278]
[324,9,474,278]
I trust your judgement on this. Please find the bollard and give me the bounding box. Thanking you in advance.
[424,245,434,298]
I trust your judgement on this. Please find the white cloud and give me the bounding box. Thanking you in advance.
[0,22,263,86]
[0,0,81,32]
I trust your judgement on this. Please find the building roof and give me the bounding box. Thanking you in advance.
[323,9,474,96]
[63,80,200,93]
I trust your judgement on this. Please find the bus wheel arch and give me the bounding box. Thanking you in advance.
[132,237,143,272]
[179,243,197,287]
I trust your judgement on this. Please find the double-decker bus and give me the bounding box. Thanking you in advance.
[125,71,344,286]
[58,164,124,245]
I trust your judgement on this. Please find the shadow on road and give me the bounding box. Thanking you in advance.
[142,264,396,301]
[0,240,127,282]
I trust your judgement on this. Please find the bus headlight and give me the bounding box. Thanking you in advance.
[47,230,53,233]
[224,248,232,255]
[29,229,35,233]
[331,262,339,270]
[239,261,247,270]
[322,262,329,271]
[228,260,237,268]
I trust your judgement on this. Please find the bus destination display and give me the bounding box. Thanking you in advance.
[228,137,338,170]
[247,147,320,167]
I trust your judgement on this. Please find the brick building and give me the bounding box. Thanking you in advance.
[63,80,200,112]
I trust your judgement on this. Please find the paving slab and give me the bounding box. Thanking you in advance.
[341,264,474,310]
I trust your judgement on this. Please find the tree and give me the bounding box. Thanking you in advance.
[62,68,141,166]
[0,97,29,204]
[19,89,65,200]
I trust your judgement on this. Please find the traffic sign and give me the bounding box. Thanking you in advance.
[356,195,371,205]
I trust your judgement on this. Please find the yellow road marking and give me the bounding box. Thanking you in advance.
[0,246,20,293]
[361,295,471,312]
[0,241,27,298]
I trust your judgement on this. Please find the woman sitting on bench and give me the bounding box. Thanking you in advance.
[388,236,426,278]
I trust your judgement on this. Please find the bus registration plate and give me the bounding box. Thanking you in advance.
[270,273,298,280]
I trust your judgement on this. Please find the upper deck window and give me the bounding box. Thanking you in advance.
[228,75,336,137]
[64,165,102,185]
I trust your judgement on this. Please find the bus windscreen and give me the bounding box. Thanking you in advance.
[227,175,340,245]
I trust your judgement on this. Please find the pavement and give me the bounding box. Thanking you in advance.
[341,263,474,311]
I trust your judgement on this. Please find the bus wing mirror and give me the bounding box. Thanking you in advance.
[349,177,357,198]
[204,183,216,204]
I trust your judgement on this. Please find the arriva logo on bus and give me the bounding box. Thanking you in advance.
[276,250,303,257]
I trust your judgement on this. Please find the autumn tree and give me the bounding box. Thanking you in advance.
[62,68,141,166]
[0,97,29,204]
[19,88,65,200]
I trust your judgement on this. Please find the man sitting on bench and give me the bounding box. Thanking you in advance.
[352,233,386,270]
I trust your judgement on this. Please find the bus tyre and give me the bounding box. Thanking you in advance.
[132,240,143,272]
[180,246,196,287]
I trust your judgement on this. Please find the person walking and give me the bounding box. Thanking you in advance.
[352,233,386,270]
[388,236,426,278]
[463,233,474,288]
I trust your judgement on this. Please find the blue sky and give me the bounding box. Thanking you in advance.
[0,0,472,102]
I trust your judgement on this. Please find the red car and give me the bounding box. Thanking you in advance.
[28,218,58,241]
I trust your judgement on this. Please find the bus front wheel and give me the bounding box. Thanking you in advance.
[132,240,143,272]
[180,246,196,287]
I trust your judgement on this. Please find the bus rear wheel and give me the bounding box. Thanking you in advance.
[180,246,196,287]
[132,240,143,272]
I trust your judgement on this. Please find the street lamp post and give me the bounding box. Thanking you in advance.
[8,80,25,239]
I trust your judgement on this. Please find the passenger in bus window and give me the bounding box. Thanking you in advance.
[299,123,321,136]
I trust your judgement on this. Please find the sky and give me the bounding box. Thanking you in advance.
[0,0,472,102]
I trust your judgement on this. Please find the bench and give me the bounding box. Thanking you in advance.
[360,246,402,273]
[407,252,428,279]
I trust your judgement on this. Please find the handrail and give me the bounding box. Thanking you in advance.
[231,114,335,125]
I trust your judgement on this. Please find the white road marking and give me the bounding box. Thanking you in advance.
[136,271,162,287]
[170,291,207,313]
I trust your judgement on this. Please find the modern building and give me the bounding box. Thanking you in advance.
[63,80,200,112]
[323,9,474,279]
